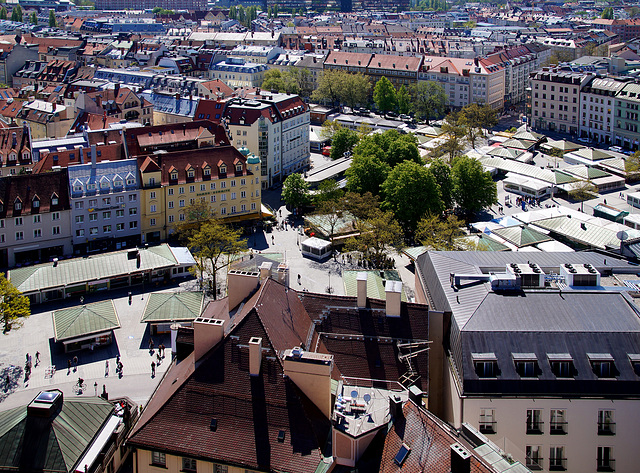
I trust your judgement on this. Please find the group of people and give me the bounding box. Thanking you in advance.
[24,352,39,382]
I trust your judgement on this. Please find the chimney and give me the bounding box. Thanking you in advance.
[283,348,333,417]
[356,272,367,308]
[91,144,97,167]
[193,318,225,362]
[385,281,402,317]
[389,394,403,419]
[227,270,259,311]
[249,337,262,375]
[11,132,17,148]
[79,147,84,164]
[259,261,273,280]
[451,444,471,473]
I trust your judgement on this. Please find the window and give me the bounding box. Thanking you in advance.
[628,353,640,375]
[189,185,195,193]
[231,206,236,213]
[151,451,166,467]
[213,464,228,473]
[179,187,185,194]
[598,410,615,435]
[168,215,174,223]
[89,213,98,222]
[479,408,496,434]
[33,215,41,224]
[33,229,42,238]
[182,457,197,472]
[52,226,60,235]
[116,223,124,231]
[89,199,98,207]
[103,225,111,233]
[514,354,538,377]
[168,201,174,209]
[150,218,156,226]
[187,170,195,178]
[129,195,137,202]
[150,191,156,199]
[211,183,216,190]
[179,200,185,208]
[241,191,246,198]
[204,167,211,176]
[231,192,236,200]
[32,198,39,208]
[550,409,567,435]
[90,227,98,235]
[549,354,574,378]
[103,211,111,219]
[221,207,226,215]
[221,181,226,188]
[473,353,498,377]
[549,446,566,471]
[129,208,137,216]
[241,204,246,212]
[148,178,155,186]
[14,217,23,226]
[201,184,206,191]
[116,196,124,204]
[129,221,137,229]
[179,213,185,221]
[76,229,84,237]
[116,210,124,218]
[526,445,543,471]
[597,446,614,472]
[527,409,543,434]
[75,216,84,224]
[171,172,178,180]
[589,354,616,378]
[251,203,256,211]
[15,231,23,241]
[103,198,111,205]
[150,204,156,213]
[231,180,236,187]
[168,188,174,196]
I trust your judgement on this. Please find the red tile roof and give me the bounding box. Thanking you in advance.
[0,169,70,218]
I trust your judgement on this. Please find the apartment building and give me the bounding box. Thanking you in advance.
[324,51,423,89]
[0,170,72,268]
[416,251,640,473]
[16,100,74,140]
[138,146,261,243]
[75,86,153,127]
[208,58,269,88]
[223,93,310,189]
[530,69,590,135]
[0,125,33,177]
[613,82,640,152]
[579,77,624,145]
[68,153,141,255]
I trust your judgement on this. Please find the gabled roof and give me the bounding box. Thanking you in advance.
[141,292,204,324]
[53,300,120,342]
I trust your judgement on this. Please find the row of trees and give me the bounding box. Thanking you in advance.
[261,68,314,98]
[228,5,259,28]
[0,5,24,22]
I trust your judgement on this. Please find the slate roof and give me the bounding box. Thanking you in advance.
[0,394,113,473]
[53,300,120,342]
[8,244,178,295]
[141,291,204,324]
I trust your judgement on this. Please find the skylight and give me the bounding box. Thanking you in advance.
[394,443,411,466]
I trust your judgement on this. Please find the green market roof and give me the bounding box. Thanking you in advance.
[343,270,407,302]
[8,244,179,295]
[480,156,577,185]
[53,300,120,342]
[491,225,553,248]
[0,394,113,472]
[141,291,204,324]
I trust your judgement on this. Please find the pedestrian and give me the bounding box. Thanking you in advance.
[156,351,162,365]
[604,199,607,205]
[35,351,40,367]
[25,353,29,364]
[118,361,123,376]
[94,382,98,396]
[271,235,275,244]
[116,354,120,365]
[105,360,109,377]
[149,338,154,352]
[151,361,156,377]
[73,356,78,371]
[80,296,84,305]
[159,344,165,358]
[67,359,71,373]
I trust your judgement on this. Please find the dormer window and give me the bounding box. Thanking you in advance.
[513,353,539,378]
[236,163,243,172]
[51,193,59,205]
[87,183,96,191]
[8,153,16,162]
[219,164,227,174]
[100,180,110,189]
[171,172,178,180]
[203,167,211,176]
[588,353,617,378]
[73,184,82,192]
[548,353,574,378]
[14,199,21,211]
[113,178,123,188]
[32,196,40,209]
[126,173,135,186]
[187,170,195,178]
[472,353,499,378]
[22,152,29,160]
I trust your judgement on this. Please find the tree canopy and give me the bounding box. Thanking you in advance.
[330,127,359,160]
[374,76,397,113]
[345,210,404,269]
[10,5,22,22]
[397,85,410,115]
[0,272,30,334]
[428,158,454,209]
[312,70,370,108]
[409,81,447,123]
[451,155,497,216]
[459,103,498,149]
[48,9,56,27]
[282,173,311,212]
[345,154,390,196]
[416,214,468,250]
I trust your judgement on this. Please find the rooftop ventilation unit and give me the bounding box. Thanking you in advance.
[560,263,600,287]
[505,263,545,288]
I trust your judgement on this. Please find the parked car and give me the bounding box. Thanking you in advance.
[386,111,398,118]
[322,146,332,156]
[577,137,590,144]
[608,146,624,153]
[399,114,412,122]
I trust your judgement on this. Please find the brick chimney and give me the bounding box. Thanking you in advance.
[356,272,367,308]
[249,337,262,376]
[385,280,402,317]
[193,318,225,362]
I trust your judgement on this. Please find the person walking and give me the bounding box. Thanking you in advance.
[105,360,109,377]
[35,351,40,367]
[149,338,154,352]
[73,356,78,372]
[67,359,71,374]
[151,361,156,377]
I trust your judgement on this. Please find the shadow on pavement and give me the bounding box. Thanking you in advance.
[48,336,120,372]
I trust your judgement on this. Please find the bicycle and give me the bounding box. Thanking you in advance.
[72,378,87,394]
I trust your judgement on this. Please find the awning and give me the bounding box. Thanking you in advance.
[261,204,274,218]
[75,415,121,473]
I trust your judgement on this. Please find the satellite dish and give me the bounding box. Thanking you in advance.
[617,231,629,241]
[363,394,371,403]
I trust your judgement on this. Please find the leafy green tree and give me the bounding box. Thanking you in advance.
[397,85,410,115]
[340,191,380,221]
[315,179,343,204]
[386,139,422,167]
[312,69,344,105]
[10,5,22,22]
[30,11,37,24]
[435,113,468,162]
[568,180,598,201]
[459,103,498,148]
[416,214,468,250]
[345,210,404,268]
[0,272,30,333]
[0,8,7,20]
[374,76,397,113]
[261,68,285,92]
[409,81,447,123]
[382,160,443,230]
[346,154,390,196]
[320,119,343,140]
[282,173,311,212]
[601,7,614,19]
[625,150,640,180]
[330,127,359,160]
[451,156,497,217]
[341,72,371,109]
[48,9,55,27]
[286,67,313,98]
[429,158,454,209]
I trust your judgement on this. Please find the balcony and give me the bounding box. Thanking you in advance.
[597,460,615,472]
[549,458,567,471]
[598,422,616,436]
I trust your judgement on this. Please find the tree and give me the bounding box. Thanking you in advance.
[341,72,371,109]
[172,199,216,245]
[568,180,598,201]
[451,156,497,217]
[0,272,30,333]
[346,154,390,196]
[397,85,410,115]
[313,198,345,243]
[625,150,640,181]
[409,81,447,123]
[374,76,397,113]
[386,139,422,167]
[261,68,285,93]
[416,214,468,250]
[345,210,404,268]
[282,173,311,212]
[10,5,21,22]
[312,69,343,105]
[188,220,246,298]
[382,160,443,230]
[320,119,343,140]
[330,127,359,160]
[459,103,498,148]
[435,113,468,163]
[0,8,7,20]
[545,50,574,65]
[601,7,614,19]
[48,9,55,27]
[30,11,37,24]
[429,158,454,209]
[286,67,313,98]
[340,191,380,221]
[315,179,343,204]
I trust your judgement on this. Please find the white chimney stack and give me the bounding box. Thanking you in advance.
[385,281,402,317]
[357,272,367,308]
[249,337,262,376]
[193,318,225,362]
[259,261,273,280]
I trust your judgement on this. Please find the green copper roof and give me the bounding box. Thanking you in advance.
[343,270,407,302]
[0,395,113,472]
[53,300,120,342]
[141,291,204,323]
[491,225,552,248]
